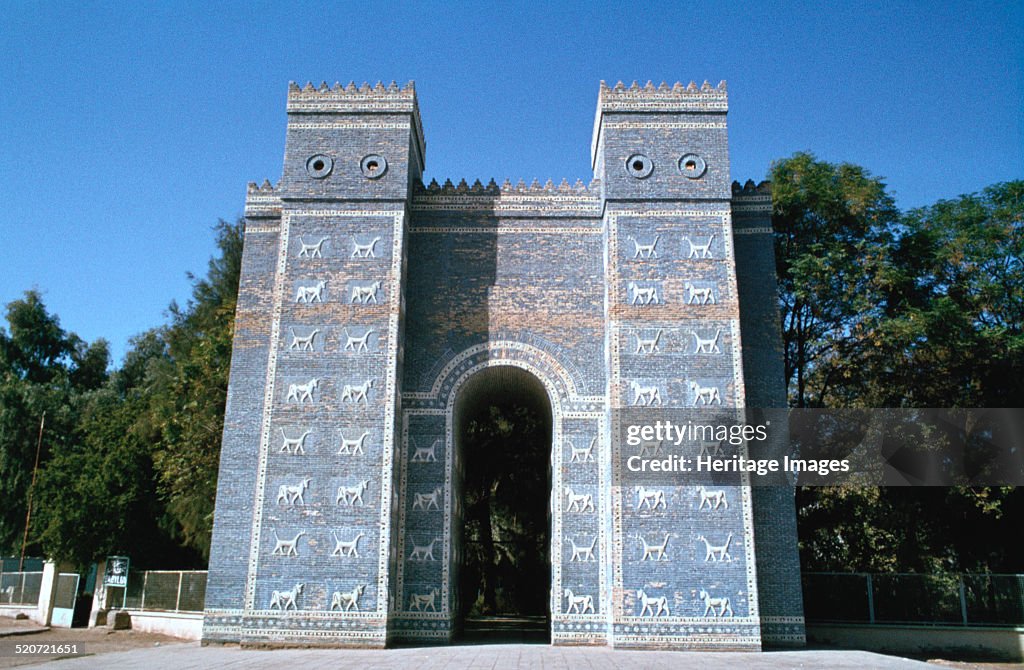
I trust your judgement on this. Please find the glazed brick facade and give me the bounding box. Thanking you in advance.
[203,80,805,650]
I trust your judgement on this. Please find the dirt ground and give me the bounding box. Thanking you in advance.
[926,659,1023,670]
[0,618,185,668]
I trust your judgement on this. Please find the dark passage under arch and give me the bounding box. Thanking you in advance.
[453,366,553,642]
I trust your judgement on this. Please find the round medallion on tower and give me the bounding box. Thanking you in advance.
[360,154,388,179]
[678,153,707,179]
[624,154,654,179]
[305,154,334,179]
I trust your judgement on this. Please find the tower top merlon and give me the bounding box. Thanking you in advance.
[597,79,728,112]
[286,80,425,169]
[591,80,728,169]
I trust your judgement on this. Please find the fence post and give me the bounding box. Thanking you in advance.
[140,571,148,611]
[958,576,968,625]
[175,572,183,613]
[865,573,875,624]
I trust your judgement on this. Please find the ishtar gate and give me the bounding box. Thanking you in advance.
[202,79,806,650]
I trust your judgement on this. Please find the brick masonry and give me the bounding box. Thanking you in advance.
[202,80,805,650]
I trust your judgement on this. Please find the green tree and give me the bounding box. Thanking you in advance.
[866,180,1024,407]
[772,159,1024,573]
[0,291,108,555]
[145,218,242,559]
[770,152,900,407]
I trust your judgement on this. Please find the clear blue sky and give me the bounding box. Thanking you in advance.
[1,2,1021,365]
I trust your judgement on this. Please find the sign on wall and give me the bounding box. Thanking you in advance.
[103,556,129,588]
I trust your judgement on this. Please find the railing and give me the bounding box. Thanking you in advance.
[0,571,43,607]
[120,570,207,613]
[803,572,1024,626]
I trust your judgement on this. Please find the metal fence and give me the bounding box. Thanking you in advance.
[120,570,207,613]
[0,570,43,606]
[803,572,1024,626]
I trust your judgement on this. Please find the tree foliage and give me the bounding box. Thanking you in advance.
[771,152,900,408]
[145,219,242,559]
[0,291,108,556]
[771,154,1023,572]
[1,219,241,567]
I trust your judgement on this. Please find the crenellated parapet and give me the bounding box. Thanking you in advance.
[597,80,728,113]
[732,179,771,196]
[731,180,772,217]
[417,177,598,195]
[411,177,602,216]
[286,80,418,112]
[244,179,281,218]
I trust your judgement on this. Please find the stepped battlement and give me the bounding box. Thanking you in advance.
[732,179,771,197]
[597,80,728,113]
[416,177,598,196]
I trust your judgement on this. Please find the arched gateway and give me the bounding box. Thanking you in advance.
[202,80,805,650]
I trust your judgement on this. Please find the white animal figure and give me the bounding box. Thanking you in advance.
[568,536,597,562]
[699,589,734,617]
[698,440,723,459]
[564,487,595,513]
[640,533,671,561]
[271,529,305,557]
[684,282,715,305]
[409,537,439,561]
[693,329,722,354]
[350,280,382,304]
[628,282,659,305]
[690,381,721,406]
[634,329,662,354]
[568,436,596,463]
[298,237,327,258]
[636,440,662,457]
[286,378,319,403]
[276,477,311,506]
[563,589,595,615]
[697,485,728,510]
[343,328,375,352]
[629,235,660,259]
[295,280,326,303]
[683,234,715,259]
[697,533,733,562]
[288,328,319,351]
[412,486,442,511]
[336,480,370,506]
[338,431,369,455]
[637,589,670,617]
[636,486,667,511]
[629,380,662,406]
[330,584,365,612]
[351,236,381,258]
[331,531,364,558]
[341,378,374,404]
[411,438,439,463]
[280,428,311,454]
[408,588,439,612]
[269,583,303,610]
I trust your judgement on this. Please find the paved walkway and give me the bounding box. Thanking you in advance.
[19,642,936,669]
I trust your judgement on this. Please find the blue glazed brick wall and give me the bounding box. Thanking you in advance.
[205,80,804,651]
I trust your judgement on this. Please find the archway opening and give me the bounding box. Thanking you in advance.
[453,366,552,643]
